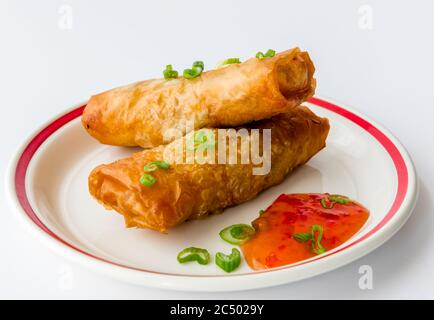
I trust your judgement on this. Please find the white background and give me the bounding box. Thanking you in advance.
[1,0,433,299]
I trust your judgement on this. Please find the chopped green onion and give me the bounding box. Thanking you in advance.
[219,224,255,245]
[195,130,214,150]
[256,52,265,59]
[144,160,170,172]
[320,194,351,208]
[293,232,312,243]
[140,173,157,187]
[293,225,326,255]
[163,64,178,80]
[193,60,204,70]
[256,49,276,59]
[183,60,204,79]
[320,197,334,209]
[216,58,241,68]
[177,247,210,265]
[186,130,215,151]
[328,195,351,204]
[215,248,241,273]
[183,69,201,79]
[259,209,265,216]
[311,224,326,255]
[265,49,276,57]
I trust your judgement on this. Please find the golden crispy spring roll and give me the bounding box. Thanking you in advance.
[82,48,316,148]
[88,106,329,232]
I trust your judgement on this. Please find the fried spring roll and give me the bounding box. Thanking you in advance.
[82,48,316,148]
[88,106,329,232]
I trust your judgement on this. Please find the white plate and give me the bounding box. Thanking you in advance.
[6,97,418,292]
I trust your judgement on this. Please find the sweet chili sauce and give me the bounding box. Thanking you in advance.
[241,193,369,270]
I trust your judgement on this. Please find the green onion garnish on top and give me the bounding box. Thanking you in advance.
[163,64,178,80]
[216,58,241,69]
[292,224,326,255]
[293,232,312,243]
[144,160,170,172]
[256,49,276,59]
[140,160,170,186]
[320,197,334,209]
[320,194,351,208]
[311,224,326,255]
[140,173,157,187]
[186,130,216,151]
[215,248,241,273]
[219,224,255,245]
[177,247,210,265]
[328,195,351,204]
[183,61,204,79]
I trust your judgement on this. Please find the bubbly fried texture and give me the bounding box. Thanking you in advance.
[88,106,329,232]
[82,48,316,148]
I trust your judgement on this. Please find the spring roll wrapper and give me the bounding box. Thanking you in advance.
[89,106,329,232]
[82,48,316,148]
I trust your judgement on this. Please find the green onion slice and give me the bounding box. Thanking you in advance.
[265,49,276,57]
[320,194,351,208]
[219,224,255,245]
[216,58,241,68]
[293,232,312,243]
[143,160,170,172]
[193,60,204,70]
[256,52,265,59]
[256,49,276,59]
[163,64,178,80]
[186,130,215,151]
[259,209,265,216]
[293,224,326,255]
[311,224,326,255]
[320,197,334,209]
[215,248,241,273]
[328,194,351,204]
[140,173,157,187]
[177,247,210,265]
[183,60,204,79]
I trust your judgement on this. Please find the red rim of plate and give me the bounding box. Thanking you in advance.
[13,97,409,277]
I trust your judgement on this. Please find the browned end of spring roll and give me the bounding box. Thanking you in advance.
[82,47,316,148]
[88,105,329,233]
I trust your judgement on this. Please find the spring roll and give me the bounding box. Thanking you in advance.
[88,105,329,232]
[82,48,316,148]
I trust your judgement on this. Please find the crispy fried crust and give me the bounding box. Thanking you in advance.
[82,48,316,148]
[88,106,329,232]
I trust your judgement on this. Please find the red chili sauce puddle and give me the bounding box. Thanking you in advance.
[241,193,369,270]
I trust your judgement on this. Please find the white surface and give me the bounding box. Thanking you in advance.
[0,0,433,299]
[11,102,416,291]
